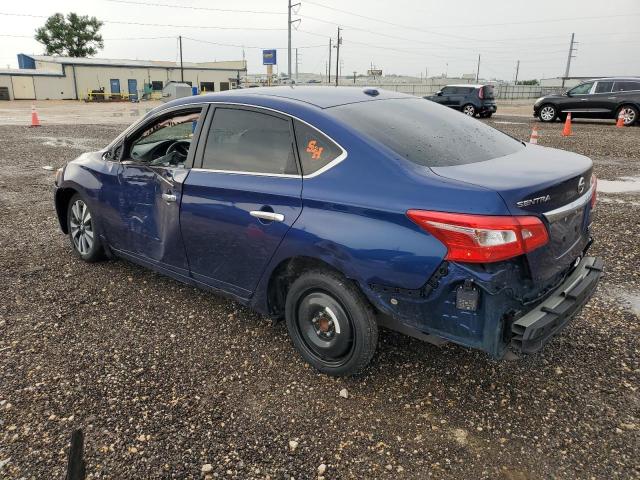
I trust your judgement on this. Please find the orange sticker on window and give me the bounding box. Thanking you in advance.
[306,140,324,160]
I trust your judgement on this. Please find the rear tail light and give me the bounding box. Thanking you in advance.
[590,174,597,209]
[406,210,549,263]
[478,87,484,99]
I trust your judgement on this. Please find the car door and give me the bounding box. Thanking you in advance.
[582,80,615,117]
[106,105,206,276]
[432,86,451,105]
[180,105,303,298]
[562,82,594,117]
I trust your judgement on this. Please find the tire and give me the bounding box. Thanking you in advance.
[538,104,557,122]
[284,270,378,376]
[462,104,476,116]
[617,104,638,126]
[67,193,104,262]
[480,112,492,118]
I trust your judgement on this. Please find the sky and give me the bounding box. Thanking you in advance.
[1,0,639,81]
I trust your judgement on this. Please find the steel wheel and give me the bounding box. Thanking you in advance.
[618,105,638,126]
[69,199,94,256]
[539,105,556,122]
[462,104,476,116]
[296,290,354,365]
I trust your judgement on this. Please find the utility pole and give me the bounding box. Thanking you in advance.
[514,59,520,84]
[475,54,480,82]
[335,27,342,87]
[328,38,332,84]
[295,48,299,82]
[179,35,184,82]
[288,0,301,79]
[353,71,357,84]
[562,33,577,88]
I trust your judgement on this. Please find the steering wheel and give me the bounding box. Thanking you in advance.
[166,140,191,161]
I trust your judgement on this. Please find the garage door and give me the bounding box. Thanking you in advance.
[12,76,35,99]
[0,87,9,100]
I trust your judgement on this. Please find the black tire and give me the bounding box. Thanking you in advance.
[617,104,638,126]
[462,104,476,116]
[538,104,558,123]
[284,270,378,376]
[480,112,492,118]
[66,193,104,262]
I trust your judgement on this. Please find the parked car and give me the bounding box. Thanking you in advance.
[424,84,497,117]
[534,77,640,125]
[54,87,602,376]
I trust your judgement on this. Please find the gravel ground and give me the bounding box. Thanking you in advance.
[0,117,638,479]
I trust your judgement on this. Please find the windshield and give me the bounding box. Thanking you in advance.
[328,98,522,167]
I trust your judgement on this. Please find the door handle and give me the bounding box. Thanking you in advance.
[162,192,177,203]
[580,98,588,101]
[250,210,285,222]
[607,97,617,99]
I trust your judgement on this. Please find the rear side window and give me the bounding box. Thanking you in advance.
[202,108,297,175]
[462,87,474,94]
[482,85,495,99]
[329,98,522,168]
[595,81,613,93]
[613,81,640,92]
[294,121,343,175]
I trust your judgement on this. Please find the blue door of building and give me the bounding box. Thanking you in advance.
[127,79,138,101]
[110,79,120,94]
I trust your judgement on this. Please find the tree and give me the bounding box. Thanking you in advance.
[35,13,104,57]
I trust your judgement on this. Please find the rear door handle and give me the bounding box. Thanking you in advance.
[162,192,177,203]
[250,211,285,222]
[607,96,617,99]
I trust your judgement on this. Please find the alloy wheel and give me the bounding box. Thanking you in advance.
[69,199,94,255]
[463,105,475,116]
[540,106,555,121]
[620,107,636,126]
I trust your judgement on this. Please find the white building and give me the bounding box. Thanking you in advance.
[0,54,247,101]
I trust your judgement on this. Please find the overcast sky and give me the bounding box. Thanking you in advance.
[1,0,639,80]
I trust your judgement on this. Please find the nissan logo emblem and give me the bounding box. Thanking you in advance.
[577,176,585,194]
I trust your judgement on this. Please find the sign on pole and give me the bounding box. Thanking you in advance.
[263,50,277,66]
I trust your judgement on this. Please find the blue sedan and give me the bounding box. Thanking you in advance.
[54,87,602,375]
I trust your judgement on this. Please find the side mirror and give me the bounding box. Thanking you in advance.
[565,92,572,97]
[436,90,443,96]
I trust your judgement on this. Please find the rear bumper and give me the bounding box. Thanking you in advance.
[510,256,603,354]
[480,104,497,113]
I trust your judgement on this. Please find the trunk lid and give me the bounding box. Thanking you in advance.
[431,144,593,286]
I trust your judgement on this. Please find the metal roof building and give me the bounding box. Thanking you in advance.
[0,54,247,101]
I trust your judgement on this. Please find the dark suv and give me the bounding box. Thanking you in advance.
[534,77,640,126]
[425,84,497,117]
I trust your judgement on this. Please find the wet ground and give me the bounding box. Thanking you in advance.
[0,108,638,479]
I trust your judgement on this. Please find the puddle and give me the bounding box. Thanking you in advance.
[599,197,640,207]
[612,289,640,317]
[36,136,103,151]
[597,177,640,194]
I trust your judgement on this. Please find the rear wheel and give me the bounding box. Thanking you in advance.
[538,104,557,122]
[462,104,476,116]
[67,194,104,262]
[480,112,493,118]
[617,105,638,126]
[285,270,378,376]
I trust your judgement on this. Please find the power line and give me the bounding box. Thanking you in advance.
[183,36,324,50]
[0,12,286,30]
[105,0,285,15]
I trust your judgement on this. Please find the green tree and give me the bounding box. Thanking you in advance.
[35,13,104,57]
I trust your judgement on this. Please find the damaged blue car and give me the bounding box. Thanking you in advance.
[54,87,602,375]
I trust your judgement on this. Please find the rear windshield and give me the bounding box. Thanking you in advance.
[482,85,495,99]
[328,97,522,167]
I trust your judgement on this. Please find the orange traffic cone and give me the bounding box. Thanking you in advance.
[616,110,625,128]
[562,112,572,137]
[529,125,539,144]
[30,104,41,127]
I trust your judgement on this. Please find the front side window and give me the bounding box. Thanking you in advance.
[569,82,593,95]
[128,108,202,166]
[595,81,613,93]
[294,121,343,175]
[202,108,297,175]
[613,81,640,92]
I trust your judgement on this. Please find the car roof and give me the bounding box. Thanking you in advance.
[580,77,640,82]
[443,84,488,88]
[163,86,411,110]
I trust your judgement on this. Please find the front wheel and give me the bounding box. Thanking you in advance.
[67,194,104,262]
[538,104,557,122]
[285,270,378,376]
[462,104,476,116]
[617,105,638,126]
